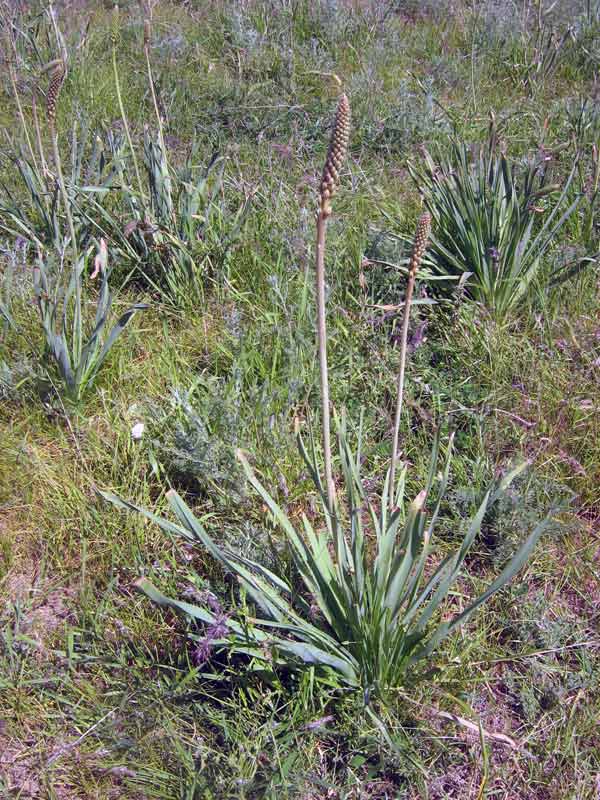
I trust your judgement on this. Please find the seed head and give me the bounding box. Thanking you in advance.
[111,5,120,47]
[319,93,350,216]
[408,212,431,278]
[46,61,66,129]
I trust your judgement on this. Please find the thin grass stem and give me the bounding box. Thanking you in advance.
[389,213,431,508]
[8,57,39,172]
[143,19,173,225]
[112,7,145,203]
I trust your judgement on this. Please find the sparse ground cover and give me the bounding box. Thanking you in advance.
[1,1,599,797]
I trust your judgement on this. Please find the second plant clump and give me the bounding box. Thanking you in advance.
[408,117,584,319]
[3,48,147,405]
[102,94,547,700]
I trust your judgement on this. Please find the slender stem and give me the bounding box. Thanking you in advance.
[9,60,38,172]
[470,5,478,112]
[315,209,335,514]
[48,3,68,66]
[388,269,416,510]
[51,126,81,362]
[144,43,166,162]
[112,46,145,203]
[6,20,37,167]
[144,41,174,227]
[51,132,78,260]
[33,93,49,179]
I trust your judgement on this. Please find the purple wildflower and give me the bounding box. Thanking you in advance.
[192,594,230,666]
[408,320,428,353]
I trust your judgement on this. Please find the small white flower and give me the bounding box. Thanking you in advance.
[131,422,145,440]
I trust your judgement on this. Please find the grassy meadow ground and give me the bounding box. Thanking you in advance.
[1,1,599,797]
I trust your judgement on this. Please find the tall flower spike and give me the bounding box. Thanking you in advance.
[319,93,351,217]
[408,212,432,278]
[46,61,66,130]
[314,92,351,514]
[143,19,151,49]
[111,5,120,47]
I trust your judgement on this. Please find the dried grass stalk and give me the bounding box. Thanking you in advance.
[111,4,144,200]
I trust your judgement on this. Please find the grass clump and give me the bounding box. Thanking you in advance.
[1,4,247,312]
[103,418,547,699]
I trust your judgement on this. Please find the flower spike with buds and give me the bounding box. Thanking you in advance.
[46,61,66,130]
[408,211,432,279]
[389,211,432,509]
[319,93,351,217]
[315,92,351,515]
[111,5,120,47]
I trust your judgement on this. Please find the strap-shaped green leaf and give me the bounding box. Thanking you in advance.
[410,516,549,664]
[384,494,426,616]
[412,490,490,632]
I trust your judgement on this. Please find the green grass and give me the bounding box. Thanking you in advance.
[1,1,599,797]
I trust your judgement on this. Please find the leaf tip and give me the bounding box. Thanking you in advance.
[414,489,427,511]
